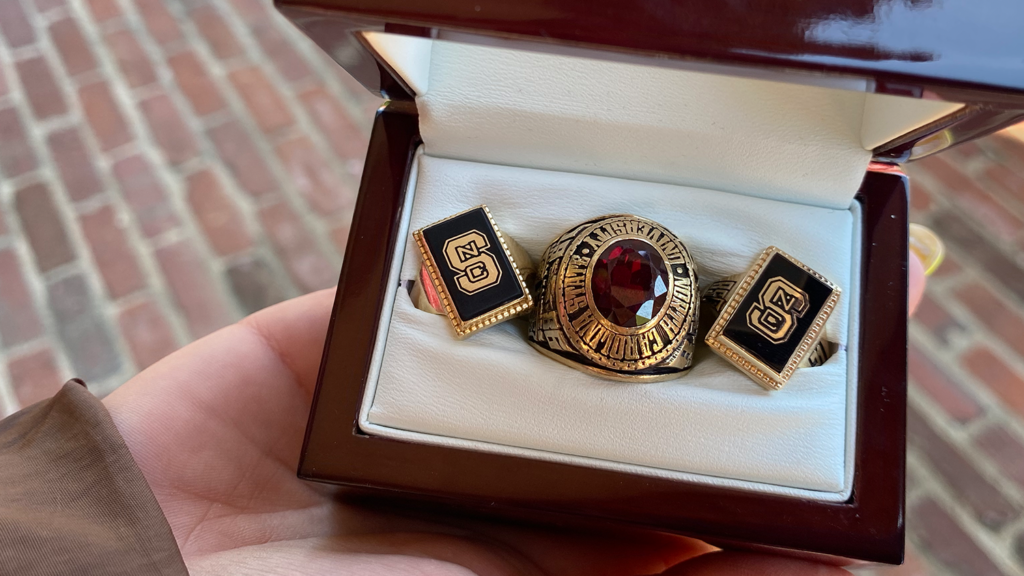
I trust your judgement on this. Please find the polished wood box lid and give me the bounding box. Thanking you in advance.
[277,0,1024,160]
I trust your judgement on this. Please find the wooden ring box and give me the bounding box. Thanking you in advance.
[278,0,1024,565]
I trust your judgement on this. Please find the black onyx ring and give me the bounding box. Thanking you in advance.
[702,275,833,370]
[703,246,840,391]
[412,205,534,339]
[528,215,699,382]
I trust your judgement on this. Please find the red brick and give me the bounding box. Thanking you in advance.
[330,221,350,257]
[9,348,63,407]
[80,205,146,299]
[104,29,157,88]
[276,136,353,215]
[136,0,180,45]
[47,127,103,202]
[187,169,252,256]
[49,18,96,77]
[909,181,933,213]
[259,201,336,292]
[332,61,383,117]
[229,66,294,133]
[909,498,1010,576]
[908,404,1017,528]
[226,0,269,24]
[985,163,1024,206]
[15,183,76,272]
[956,282,1024,359]
[931,250,962,278]
[227,257,285,314]
[986,132,1024,174]
[47,275,121,381]
[168,51,224,116]
[207,120,277,197]
[913,292,962,344]
[962,346,1024,417]
[80,81,132,151]
[34,0,63,14]
[112,155,180,237]
[918,155,977,195]
[139,94,197,164]
[907,343,982,423]
[87,0,121,22]
[299,86,369,179]
[118,298,177,369]
[0,0,35,48]
[155,241,233,338]
[950,140,984,160]
[976,425,1024,490]
[921,155,1024,241]
[16,56,68,120]
[931,210,1024,299]
[191,6,242,60]
[0,249,43,348]
[254,22,311,83]
[0,107,37,178]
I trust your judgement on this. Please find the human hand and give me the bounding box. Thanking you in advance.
[103,257,925,575]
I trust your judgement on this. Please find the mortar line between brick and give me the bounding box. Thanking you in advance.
[196,0,358,269]
[910,325,1009,426]
[25,0,179,395]
[148,0,342,299]
[908,370,1024,507]
[0,2,100,404]
[908,395,1024,575]
[120,0,311,312]
[68,0,230,352]
[909,393,1024,572]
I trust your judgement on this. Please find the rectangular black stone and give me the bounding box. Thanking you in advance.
[419,207,524,322]
[721,253,835,375]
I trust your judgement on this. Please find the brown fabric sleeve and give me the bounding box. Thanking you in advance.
[0,380,188,576]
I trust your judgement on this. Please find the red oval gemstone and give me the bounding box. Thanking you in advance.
[590,239,669,328]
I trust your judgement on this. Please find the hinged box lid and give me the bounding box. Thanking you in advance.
[279,0,1024,153]
[279,0,1024,207]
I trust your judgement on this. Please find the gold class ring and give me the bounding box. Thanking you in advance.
[411,205,534,339]
[527,214,699,382]
[703,246,840,391]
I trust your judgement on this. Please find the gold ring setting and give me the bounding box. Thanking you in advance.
[411,207,840,391]
[527,214,699,382]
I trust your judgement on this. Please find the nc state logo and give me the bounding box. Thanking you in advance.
[746,276,809,344]
[443,230,501,295]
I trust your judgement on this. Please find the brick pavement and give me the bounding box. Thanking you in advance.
[0,0,378,405]
[1,0,1024,572]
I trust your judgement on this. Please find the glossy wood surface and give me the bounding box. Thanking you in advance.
[279,0,1024,97]
[299,102,910,564]
[278,1,1024,160]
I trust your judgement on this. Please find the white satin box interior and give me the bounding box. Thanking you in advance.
[355,34,963,500]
